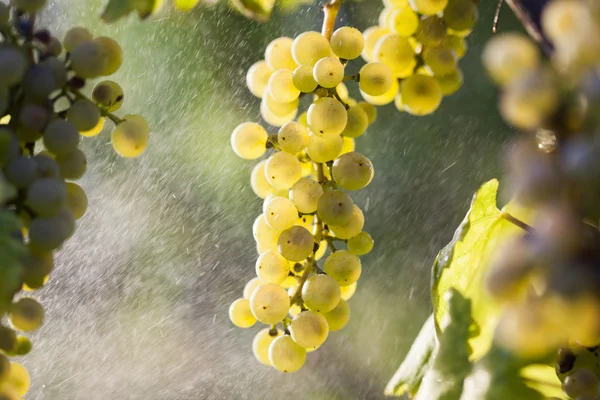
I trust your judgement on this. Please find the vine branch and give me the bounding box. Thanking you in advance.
[321,0,343,41]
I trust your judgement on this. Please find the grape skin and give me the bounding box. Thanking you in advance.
[65,182,88,220]
[8,298,44,332]
[289,177,323,214]
[307,131,343,163]
[362,27,391,62]
[278,122,309,154]
[400,74,443,116]
[63,27,92,52]
[25,178,67,217]
[265,37,297,71]
[265,196,298,232]
[67,99,101,132]
[3,362,29,397]
[347,232,374,255]
[289,310,329,349]
[250,283,290,324]
[307,97,348,137]
[268,69,300,104]
[317,189,354,226]
[278,225,314,262]
[359,62,393,96]
[330,27,364,60]
[292,65,318,93]
[313,57,344,88]
[301,274,341,313]
[70,41,108,78]
[332,151,374,190]
[230,122,268,160]
[482,33,539,85]
[329,205,365,240]
[374,34,415,77]
[0,46,27,87]
[243,278,263,300]
[265,151,302,190]
[323,299,350,331]
[253,328,282,366]
[324,250,362,286]
[253,214,281,251]
[56,149,87,181]
[246,61,273,98]
[268,335,306,373]
[111,115,150,158]
[256,250,290,284]
[341,105,369,138]
[250,160,274,199]
[340,282,357,300]
[43,119,80,157]
[94,36,122,76]
[292,31,331,66]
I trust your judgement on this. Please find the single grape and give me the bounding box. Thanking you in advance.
[80,117,105,137]
[256,250,290,284]
[253,328,283,366]
[541,0,591,44]
[390,7,419,37]
[277,121,309,154]
[7,336,32,356]
[409,0,448,15]
[9,298,43,332]
[302,274,341,313]
[400,74,443,116]
[25,178,67,216]
[230,122,268,160]
[347,232,374,255]
[292,31,331,66]
[340,282,357,300]
[56,149,87,180]
[443,35,468,59]
[292,64,318,93]
[357,101,377,124]
[0,46,27,87]
[482,33,540,85]
[289,177,323,214]
[94,36,122,76]
[70,40,108,78]
[43,119,80,156]
[340,136,355,155]
[362,27,391,62]
[263,90,299,118]
[289,310,329,349]
[265,151,302,190]
[562,369,598,398]
[323,299,350,331]
[67,99,101,132]
[92,80,124,112]
[317,189,354,226]
[359,62,393,96]
[260,98,297,127]
[278,225,314,262]
[250,283,290,324]
[229,298,257,328]
[329,205,365,240]
[268,69,300,104]
[21,249,53,290]
[330,27,364,60]
[111,115,150,158]
[5,156,37,189]
[268,335,306,372]
[65,182,88,220]
[415,16,447,47]
[250,160,275,199]
[307,132,343,163]
[379,7,396,29]
[265,196,298,232]
[253,214,281,251]
[22,64,59,100]
[341,105,369,139]
[332,151,374,191]
[40,56,67,88]
[243,277,263,300]
[324,250,362,286]
[436,68,463,95]
[307,97,348,137]
[3,362,29,397]
[444,0,479,31]
[47,37,63,56]
[246,60,273,98]
[265,37,297,71]
[313,57,344,88]
[423,47,457,76]
[63,27,92,52]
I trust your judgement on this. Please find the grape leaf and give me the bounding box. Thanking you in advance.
[384,314,437,397]
[414,289,472,400]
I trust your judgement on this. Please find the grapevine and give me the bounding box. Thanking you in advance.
[0,0,150,397]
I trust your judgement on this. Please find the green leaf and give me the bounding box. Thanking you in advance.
[414,289,472,400]
[385,314,437,397]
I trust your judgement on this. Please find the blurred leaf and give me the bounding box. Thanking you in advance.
[102,0,162,22]
[229,0,274,22]
[175,0,201,10]
[414,289,472,400]
[385,314,437,397]
[276,0,315,13]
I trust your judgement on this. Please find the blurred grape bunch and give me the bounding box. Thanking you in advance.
[0,0,150,397]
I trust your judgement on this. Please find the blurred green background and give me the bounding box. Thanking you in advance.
[23,1,525,398]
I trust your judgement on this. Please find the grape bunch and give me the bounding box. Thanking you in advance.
[0,0,150,397]
[360,0,477,114]
[229,6,378,372]
[477,0,600,398]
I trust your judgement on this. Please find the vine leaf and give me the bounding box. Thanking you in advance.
[384,314,437,397]
[101,0,162,23]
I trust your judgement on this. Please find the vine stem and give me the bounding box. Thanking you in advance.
[321,0,343,41]
[500,212,535,233]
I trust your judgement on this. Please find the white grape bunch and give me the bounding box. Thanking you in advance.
[0,1,151,396]
[228,0,379,372]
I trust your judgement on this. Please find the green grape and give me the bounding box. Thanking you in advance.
[340,136,355,155]
[307,97,348,137]
[359,62,393,96]
[361,77,399,106]
[330,27,364,60]
[0,46,27,87]
[67,99,101,132]
[0,325,16,353]
[256,250,290,284]
[43,119,80,156]
[307,131,343,163]
[251,160,275,199]
[347,232,374,255]
[562,369,598,398]
[9,298,43,332]
[302,274,341,313]
[278,121,309,154]
[253,214,280,251]
[423,47,457,76]
[482,33,540,85]
[12,0,46,12]
[70,40,108,78]
[415,16,447,47]
[80,117,105,137]
[22,64,60,100]
[8,336,32,356]
[22,248,53,289]
[379,6,395,29]
[5,156,37,189]
[332,151,374,191]
[289,310,329,349]
[94,36,122,76]
[265,151,302,190]
[92,80,124,112]
[230,122,268,160]
[444,0,478,31]
[409,0,448,15]
[374,34,414,77]
[56,149,87,180]
[390,7,419,37]
[265,37,297,71]
[317,189,354,226]
[65,182,88,220]
[278,226,313,262]
[357,101,377,124]
[246,60,273,98]
[292,65,318,93]
[250,283,290,324]
[324,250,362,286]
[260,98,297,127]
[289,177,323,214]
[292,31,331,66]
[329,205,364,240]
[253,328,283,366]
[268,69,300,104]
[313,57,344,88]
[436,68,463,95]
[268,335,306,373]
[400,74,443,116]
[243,277,263,300]
[228,298,256,328]
[323,299,350,331]
[340,282,357,300]
[362,27,391,62]
[265,196,298,231]
[4,362,30,397]
[443,35,467,60]
[63,27,92,52]
[297,111,308,127]
[263,90,299,117]
[111,115,150,158]
[0,353,8,381]
[25,178,67,216]
[341,105,369,138]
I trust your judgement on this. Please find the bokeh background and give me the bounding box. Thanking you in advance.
[23,1,526,398]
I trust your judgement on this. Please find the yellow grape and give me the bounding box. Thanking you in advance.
[409,0,448,15]
[70,41,108,78]
[357,101,377,124]
[329,205,365,239]
[268,335,306,372]
[313,57,344,88]
[436,68,463,95]
[92,80,124,112]
[541,0,593,45]
[65,182,88,220]
[378,7,396,29]
[415,16,447,47]
[253,328,283,366]
[268,69,300,104]
[390,7,419,37]
[332,151,374,191]
[292,31,331,66]
[263,90,299,116]
[317,189,354,226]
[174,0,200,10]
[289,177,324,214]
[341,105,369,138]
[230,122,268,160]
[330,27,364,60]
[79,116,105,137]
[340,136,355,155]
[336,82,349,101]
[307,131,343,163]
[361,78,399,106]
[444,0,479,32]
[302,274,341,313]
[243,277,263,300]
[2,362,29,397]
[265,151,302,190]
[443,35,468,59]
[94,36,122,76]
[264,196,298,231]
[324,250,362,286]
[340,282,357,300]
[229,298,257,328]
[400,74,443,116]
[253,214,281,251]
[384,0,409,6]
[251,160,275,199]
[250,283,290,324]
[246,60,274,98]
[359,62,393,96]
[278,121,309,154]
[260,98,297,127]
[278,226,314,262]
[289,310,329,349]
[292,65,318,93]
[482,33,540,85]
[362,27,391,62]
[265,37,297,71]
[323,299,350,331]
[423,47,457,76]
[256,250,291,284]
[347,232,374,255]
[307,97,348,137]
[9,297,43,332]
[63,27,92,52]
[374,34,415,77]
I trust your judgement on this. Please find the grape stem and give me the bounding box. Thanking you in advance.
[321,0,343,41]
[67,88,123,125]
[500,212,534,233]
